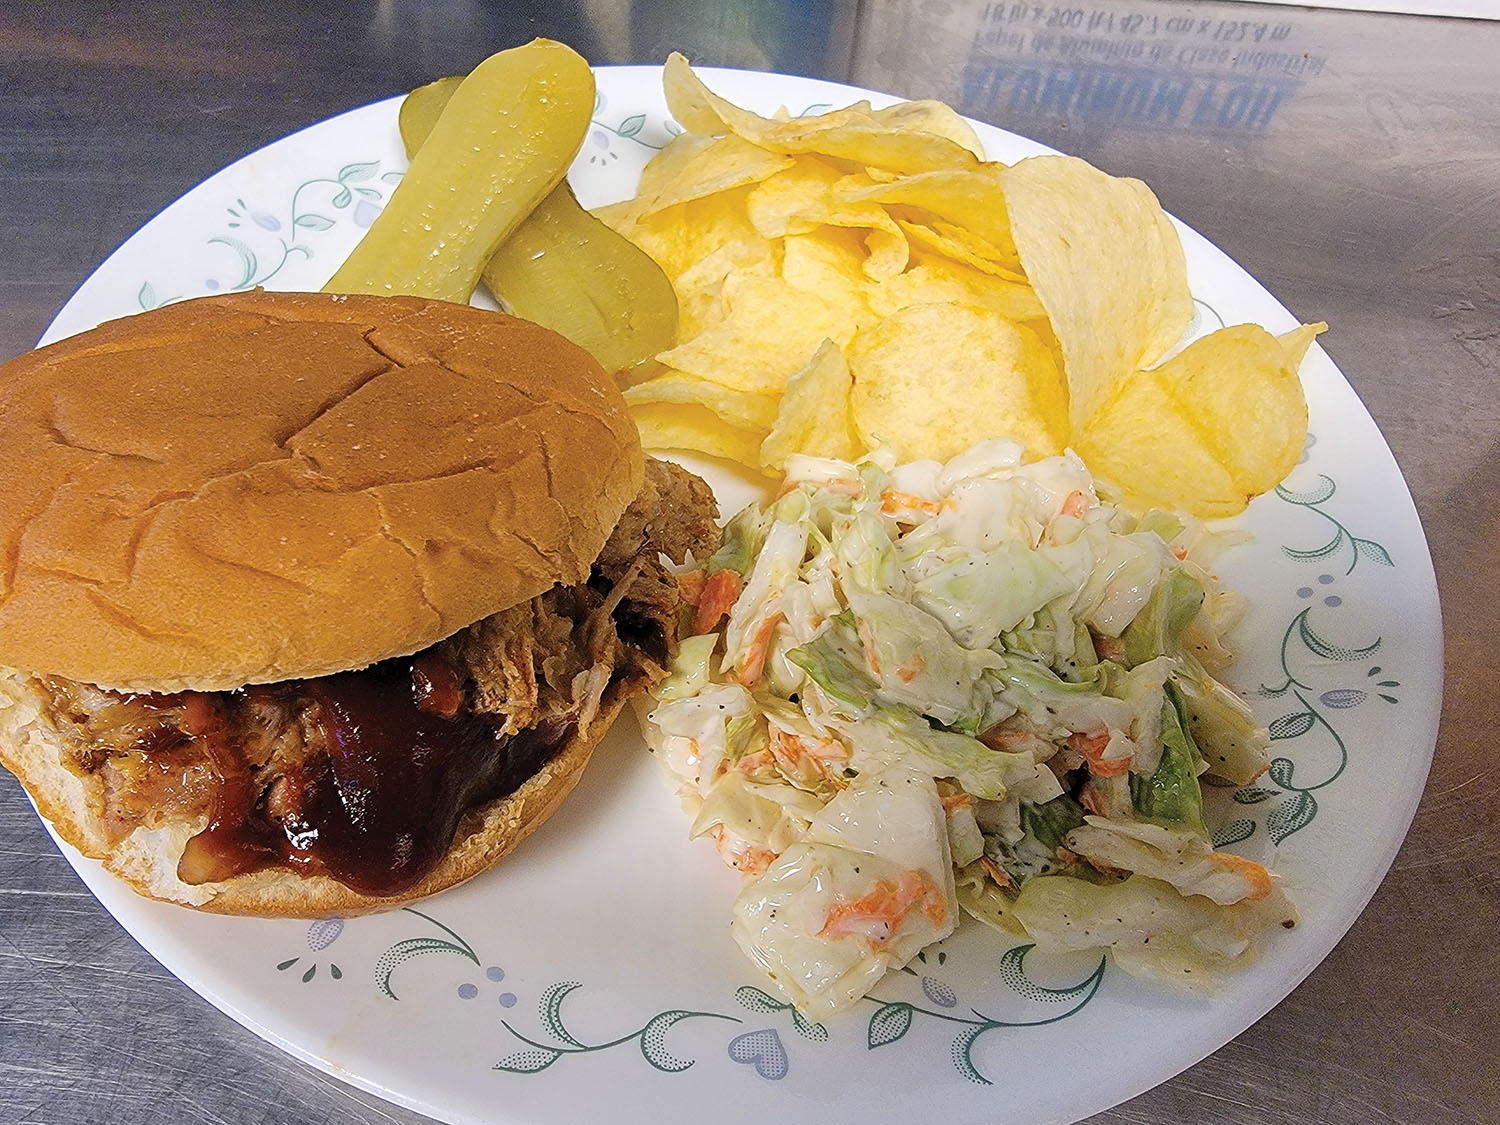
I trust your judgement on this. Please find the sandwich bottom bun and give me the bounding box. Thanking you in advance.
[0,667,635,916]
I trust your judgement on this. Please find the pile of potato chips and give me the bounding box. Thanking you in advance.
[597,54,1321,517]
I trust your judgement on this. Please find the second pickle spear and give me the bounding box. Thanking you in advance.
[324,40,594,303]
[401,75,679,374]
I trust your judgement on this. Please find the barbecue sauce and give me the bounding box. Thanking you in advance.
[174,655,571,896]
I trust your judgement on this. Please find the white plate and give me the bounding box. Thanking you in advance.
[37,66,1440,1125]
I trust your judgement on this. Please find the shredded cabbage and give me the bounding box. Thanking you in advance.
[644,441,1289,1016]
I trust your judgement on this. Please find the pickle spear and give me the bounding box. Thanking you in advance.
[400,75,679,374]
[324,40,594,304]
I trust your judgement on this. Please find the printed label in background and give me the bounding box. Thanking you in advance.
[855,2,1331,138]
[962,5,1324,133]
[1232,0,1492,16]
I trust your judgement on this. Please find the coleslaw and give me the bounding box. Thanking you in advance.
[642,439,1296,1019]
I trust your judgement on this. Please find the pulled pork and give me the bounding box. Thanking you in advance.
[446,457,719,739]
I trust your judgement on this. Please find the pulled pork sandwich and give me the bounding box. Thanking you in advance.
[0,291,717,914]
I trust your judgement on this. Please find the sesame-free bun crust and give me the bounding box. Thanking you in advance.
[0,291,644,692]
[0,666,633,915]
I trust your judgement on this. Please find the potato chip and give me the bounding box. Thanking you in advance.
[673,248,777,337]
[604,132,713,226]
[779,227,869,292]
[867,257,1044,323]
[658,272,859,394]
[614,358,667,391]
[1075,373,1244,519]
[630,401,766,465]
[779,231,878,330]
[838,167,1018,265]
[613,188,773,281]
[894,216,1024,281]
[625,370,781,432]
[744,158,844,238]
[858,230,908,281]
[663,53,979,174]
[634,132,794,218]
[661,52,754,134]
[770,115,979,176]
[1001,155,1192,430]
[923,216,1016,268]
[1079,322,1323,516]
[849,302,1067,461]
[760,340,861,471]
[674,239,775,294]
[590,198,635,232]
[1149,322,1320,495]
[745,161,910,279]
[867,101,986,160]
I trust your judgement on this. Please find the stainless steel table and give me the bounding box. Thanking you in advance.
[1,2,1495,1122]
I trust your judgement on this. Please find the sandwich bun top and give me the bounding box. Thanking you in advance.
[0,290,644,693]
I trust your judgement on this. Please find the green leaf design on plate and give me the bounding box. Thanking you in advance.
[1193,297,1226,330]
[375,936,479,1000]
[207,235,258,289]
[867,1002,913,1048]
[295,213,335,231]
[1276,475,1394,576]
[1276,475,1336,506]
[950,1024,989,1085]
[640,1011,703,1072]
[617,113,646,137]
[1299,614,1380,663]
[734,986,785,1014]
[1212,819,1256,848]
[540,981,587,1047]
[1355,537,1394,566]
[1233,786,1277,805]
[1268,711,1315,740]
[999,944,1055,1002]
[999,944,1096,1003]
[1268,791,1318,844]
[339,160,379,182]
[1268,757,1297,787]
[860,945,1103,1082]
[331,186,352,208]
[1284,532,1343,561]
[732,983,826,1040]
[790,1007,830,1042]
[494,1048,564,1074]
[496,986,742,1076]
